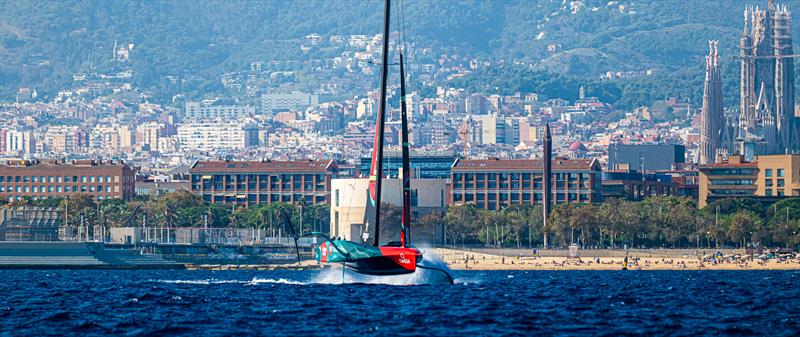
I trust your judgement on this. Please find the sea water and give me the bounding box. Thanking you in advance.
[0,269,798,336]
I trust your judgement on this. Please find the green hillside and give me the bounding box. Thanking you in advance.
[0,0,797,108]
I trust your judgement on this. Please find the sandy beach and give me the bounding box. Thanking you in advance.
[431,248,800,271]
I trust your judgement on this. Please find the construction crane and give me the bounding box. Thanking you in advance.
[731,54,800,60]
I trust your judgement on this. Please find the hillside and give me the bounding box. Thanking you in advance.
[0,0,798,106]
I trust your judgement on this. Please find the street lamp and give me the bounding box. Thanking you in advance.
[714,205,721,249]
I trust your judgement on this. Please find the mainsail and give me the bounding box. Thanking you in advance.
[362,0,392,247]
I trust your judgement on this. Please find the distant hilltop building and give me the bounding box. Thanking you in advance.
[112,40,133,62]
[736,0,797,158]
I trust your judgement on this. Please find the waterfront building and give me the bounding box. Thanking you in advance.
[608,144,686,171]
[698,154,800,208]
[189,160,337,206]
[357,151,456,179]
[653,169,700,200]
[0,160,136,202]
[755,154,800,198]
[0,206,63,241]
[329,178,446,242]
[698,155,759,208]
[134,181,190,197]
[601,170,676,200]
[450,158,602,210]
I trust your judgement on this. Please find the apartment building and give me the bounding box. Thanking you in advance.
[189,160,337,206]
[177,122,259,152]
[698,155,800,208]
[260,92,319,113]
[450,158,602,210]
[184,101,255,120]
[0,160,136,202]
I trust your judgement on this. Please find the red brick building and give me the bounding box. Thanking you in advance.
[0,160,136,202]
[450,158,602,210]
[189,160,337,206]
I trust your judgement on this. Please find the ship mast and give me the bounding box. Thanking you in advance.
[399,52,411,247]
[364,0,392,247]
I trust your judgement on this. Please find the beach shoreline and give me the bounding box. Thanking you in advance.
[430,248,800,271]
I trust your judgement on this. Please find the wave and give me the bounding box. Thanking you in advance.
[151,251,459,286]
[151,277,306,286]
[246,278,306,285]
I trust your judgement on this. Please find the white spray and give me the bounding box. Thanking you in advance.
[311,248,455,285]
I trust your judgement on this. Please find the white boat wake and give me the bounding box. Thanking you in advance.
[152,278,306,286]
[311,249,456,285]
[152,250,459,286]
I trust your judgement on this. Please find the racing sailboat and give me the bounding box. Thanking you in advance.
[310,0,451,282]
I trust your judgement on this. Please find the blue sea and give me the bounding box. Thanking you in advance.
[0,269,798,336]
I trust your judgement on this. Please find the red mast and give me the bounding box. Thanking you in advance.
[364,0,392,247]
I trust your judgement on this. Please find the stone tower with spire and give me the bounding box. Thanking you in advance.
[699,41,725,165]
[737,0,797,157]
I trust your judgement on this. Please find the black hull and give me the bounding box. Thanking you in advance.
[346,256,416,276]
[339,255,455,284]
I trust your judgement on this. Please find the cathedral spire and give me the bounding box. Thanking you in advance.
[700,40,725,165]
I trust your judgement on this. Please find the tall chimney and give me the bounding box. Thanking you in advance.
[543,123,552,249]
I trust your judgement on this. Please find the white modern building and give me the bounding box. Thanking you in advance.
[4,129,35,155]
[329,177,447,243]
[260,92,319,113]
[184,101,255,120]
[177,122,259,152]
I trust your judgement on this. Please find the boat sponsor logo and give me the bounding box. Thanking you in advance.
[318,243,332,262]
[398,253,411,265]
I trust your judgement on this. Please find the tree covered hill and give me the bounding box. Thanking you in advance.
[1,0,797,106]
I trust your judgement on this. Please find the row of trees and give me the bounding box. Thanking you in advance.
[5,191,329,235]
[411,196,800,249]
[6,192,799,249]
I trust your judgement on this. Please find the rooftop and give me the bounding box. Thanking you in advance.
[699,155,758,169]
[0,160,130,171]
[452,158,599,171]
[190,160,337,174]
